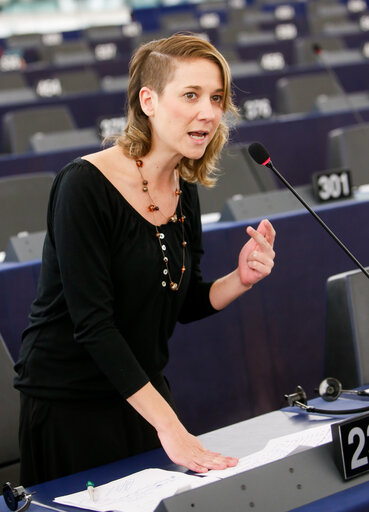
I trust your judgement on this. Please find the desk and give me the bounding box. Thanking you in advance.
[2,398,369,512]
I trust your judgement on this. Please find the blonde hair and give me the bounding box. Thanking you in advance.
[116,33,238,187]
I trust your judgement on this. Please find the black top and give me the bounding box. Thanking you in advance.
[14,158,217,401]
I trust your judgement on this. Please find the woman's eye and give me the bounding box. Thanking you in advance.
[212,95,223,103]
[185,92,197,100]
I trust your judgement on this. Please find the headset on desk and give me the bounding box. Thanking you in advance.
[2,483,63,512]
[285,377,369,414]
[2,483,32,512]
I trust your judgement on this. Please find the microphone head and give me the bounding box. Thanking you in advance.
[312,43,322,54]
[248,142,271,166]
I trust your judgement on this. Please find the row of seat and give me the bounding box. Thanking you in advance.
[1,25,368,74]
[1,0,368,71]
[2,63,369,153]
[1,116,368,261]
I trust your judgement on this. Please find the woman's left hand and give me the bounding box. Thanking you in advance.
[238,219,276,287]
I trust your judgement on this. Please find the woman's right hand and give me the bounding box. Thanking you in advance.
[127,382,238,473]
[157,421,238,473]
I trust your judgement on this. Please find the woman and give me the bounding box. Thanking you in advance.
[15,34,276,486]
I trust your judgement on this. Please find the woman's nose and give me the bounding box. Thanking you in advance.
[197,99,216,120]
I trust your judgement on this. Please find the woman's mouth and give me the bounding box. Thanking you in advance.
[188,131,208,142]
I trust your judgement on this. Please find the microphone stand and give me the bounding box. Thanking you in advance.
[265,159,369,279]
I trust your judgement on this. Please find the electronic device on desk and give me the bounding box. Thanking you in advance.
[285,377,369,481]
[2,483,32,512]
[285,377,369,415]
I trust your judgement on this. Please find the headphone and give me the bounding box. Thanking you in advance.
[285,377,369,415]
[2,483,33,512]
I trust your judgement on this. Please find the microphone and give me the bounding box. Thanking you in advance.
[248,142,369,279]
[312,42,366,127]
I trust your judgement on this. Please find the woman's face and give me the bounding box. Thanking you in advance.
[140,57,224,162]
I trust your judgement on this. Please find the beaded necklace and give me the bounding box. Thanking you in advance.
[135,159,187,291]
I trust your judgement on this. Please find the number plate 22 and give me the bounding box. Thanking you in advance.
[332,412,369,480]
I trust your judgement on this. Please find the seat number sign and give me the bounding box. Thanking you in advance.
[312,169,352,202]
[332,412,369,480]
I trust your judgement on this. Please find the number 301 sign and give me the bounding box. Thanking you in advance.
[312,170,353,202]
[332,413,369,480]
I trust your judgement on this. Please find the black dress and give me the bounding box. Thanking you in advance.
[14,158,217,486]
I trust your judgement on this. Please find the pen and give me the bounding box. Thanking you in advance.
[86,481,95,502]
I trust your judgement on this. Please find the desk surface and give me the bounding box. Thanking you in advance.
[2,398,369,512]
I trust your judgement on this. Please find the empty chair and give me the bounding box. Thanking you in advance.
[30,128,100,153]
[40,40,95,66]
[276,71,341,114]
[324,268,369,388]
[159,11,197,30]
[2,105,75,154]
[132,29,168,49]
[198,143,277,215]
[84,24,124,42]
[5,230,46,262]
[327,123,369,187]
[239,7,275,26]
[315,91,369,114]
[101,74,130,92]
[0,333,21,487]
[0,71,36,105]
[322,20,360,36]
[53,68,101,95]
[293,36,345,66]
[307,2,350,33]
[6,32,43,50]
[229,60,262,77]
[237,30,276,46]
[227,6,254,28]
[0,173,55,251]
[216,46,239,63]
[219,24,258,46]
[0,71,28,91]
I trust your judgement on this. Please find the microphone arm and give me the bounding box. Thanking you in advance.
[264,157,369,279]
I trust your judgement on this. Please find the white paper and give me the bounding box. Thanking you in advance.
[201,423,333,479]
[54,468,218,512]
[54,425,334,511]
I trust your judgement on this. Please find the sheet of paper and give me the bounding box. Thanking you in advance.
[54,425,334,511]
[54,468,218,512]
[201,423,333,479]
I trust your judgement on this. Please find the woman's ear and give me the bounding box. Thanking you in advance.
[139,87,156,117]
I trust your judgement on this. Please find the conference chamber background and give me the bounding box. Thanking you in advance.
[1,0,369,491]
